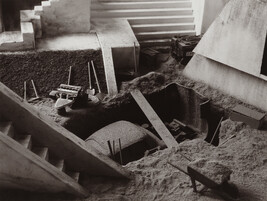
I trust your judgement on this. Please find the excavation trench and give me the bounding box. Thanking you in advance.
[0,48,224,165]
[64,83,223,165]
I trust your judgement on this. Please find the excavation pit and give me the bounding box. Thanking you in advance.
[62,82,223,165]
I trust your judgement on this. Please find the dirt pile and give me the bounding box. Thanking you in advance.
[81,119,267,201]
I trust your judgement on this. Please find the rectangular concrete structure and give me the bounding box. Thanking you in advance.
[230,105,265,129]
[92,18,140,95]
[194,0,267,78]
[36,0,91,36]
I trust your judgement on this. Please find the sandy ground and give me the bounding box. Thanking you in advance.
[1,53,267,201]
[82,119,267,201]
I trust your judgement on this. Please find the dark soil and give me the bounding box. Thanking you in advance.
[0,49,107,98]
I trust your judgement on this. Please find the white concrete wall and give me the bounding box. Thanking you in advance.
[41,0,91,36]
[183,54,267,112]
[201,0,230,33]
[192,0,205,35]
[194,0,267,78]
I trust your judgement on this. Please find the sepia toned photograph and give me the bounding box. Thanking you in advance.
[0,0,266,200]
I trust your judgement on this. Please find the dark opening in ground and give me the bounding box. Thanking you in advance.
[260,36,267,76]
[2,0,45,31]
[63,83,223,164]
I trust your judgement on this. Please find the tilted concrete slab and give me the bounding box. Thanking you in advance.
[194,0,267,78]
[0,82,131,179]
[183,54,267,112]
[92,19,140,95]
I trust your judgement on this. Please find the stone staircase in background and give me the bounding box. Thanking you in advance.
[0,1,44,51]
[0,82,130,196]
[0,21,35,51]
[91,0,196,47]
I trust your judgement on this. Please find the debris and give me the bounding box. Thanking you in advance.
[91,60,106,101]
[140,48,160,69]
[144,146,161,157]
[210,116,224,145]
[51,65,83,113]
[54,84,82,110]
[171,35,201,64]
[87,62,96,97]
[28,80,41,102]
[219,134,236,147]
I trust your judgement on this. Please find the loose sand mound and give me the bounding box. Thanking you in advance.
[81,120,267,201]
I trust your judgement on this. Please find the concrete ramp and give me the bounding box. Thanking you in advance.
[184,54,267,111]
[194,0,267,77]
[183,0,267,111]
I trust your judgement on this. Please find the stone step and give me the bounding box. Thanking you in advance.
[20,22,35,48]
[127,15,194,25]
[20,10,42,38]
[34,5,43,15]
[139,39,172,47]
[0,31,23,45]
[66,171,80,182]
[0,121,15,138]
[41,1,51,7]
[91,8,193,18]
[92,1,192,10]
[49,158,66,172]
[136,30,196,40]
[132,22,195,32]
[32,147,49,161]
[15,134,32,150]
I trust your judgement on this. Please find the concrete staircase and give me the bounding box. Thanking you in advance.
[0,22,35,51]
[91,0,196,47]
[0,82,130,196]
[0,3,43,51]
[31,0,91,36]
[0,120,87,196]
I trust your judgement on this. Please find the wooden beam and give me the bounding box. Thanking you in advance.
[131,90,179,148]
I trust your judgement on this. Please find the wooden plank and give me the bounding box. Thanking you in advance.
[131,90,179,148]
[100,47,118,95]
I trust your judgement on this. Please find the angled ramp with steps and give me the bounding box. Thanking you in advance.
[0,82,130,196]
